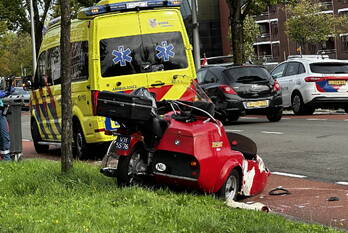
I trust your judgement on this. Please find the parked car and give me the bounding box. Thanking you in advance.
[270,55,348,115]
[3,87,30,110]
[197,65,283,122]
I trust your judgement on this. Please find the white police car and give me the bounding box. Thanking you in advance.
[270,55,348,115]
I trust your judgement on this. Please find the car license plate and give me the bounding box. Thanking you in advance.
[245,100,269,109]
[328,80,347,86]
[115,135,130,150]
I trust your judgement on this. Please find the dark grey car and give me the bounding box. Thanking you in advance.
[197,65,283,122]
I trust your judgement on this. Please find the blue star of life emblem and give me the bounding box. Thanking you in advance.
[156,41,175,62]
[112,46,132,66]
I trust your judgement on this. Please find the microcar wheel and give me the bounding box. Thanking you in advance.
[266,108,283,122]
[31,119,49,153]
[117,148,147,187]
[217,169,240,201]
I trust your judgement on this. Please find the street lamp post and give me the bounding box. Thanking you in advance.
[191,0,200,70]
[30,0,37,74]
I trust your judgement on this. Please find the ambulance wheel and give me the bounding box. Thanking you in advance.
[31,119,49,153]
[73,123,89,160]
[217,169,240,201]
[117,147,146,187]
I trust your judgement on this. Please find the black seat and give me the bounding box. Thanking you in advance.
[152,116,169,139]
[226,132,257,160]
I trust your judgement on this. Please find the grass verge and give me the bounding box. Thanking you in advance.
[0,159,343,233]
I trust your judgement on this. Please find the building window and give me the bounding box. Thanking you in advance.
[272,44,280,59]
[259,23,270,38]
[341,36,348,52]
[271,21,278,35]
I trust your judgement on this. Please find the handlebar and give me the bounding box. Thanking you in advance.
[162,100,218,124]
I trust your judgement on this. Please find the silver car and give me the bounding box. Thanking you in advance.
[4,87,30,110]
[270,55,348,115]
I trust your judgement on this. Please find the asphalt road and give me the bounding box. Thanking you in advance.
[20,110,348,184]
[224,111,348,184]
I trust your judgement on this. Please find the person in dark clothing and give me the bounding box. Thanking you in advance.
[0,77,14,161]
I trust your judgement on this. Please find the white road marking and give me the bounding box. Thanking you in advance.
[336,182,348,186]
[306,118,327,121]
[261,131,284,135]
[281,117,291,120]
[22,139,31,142]
[225,129,244,133]
[344,119,348,121]
[272,171,307,178]
[240,117,259,119]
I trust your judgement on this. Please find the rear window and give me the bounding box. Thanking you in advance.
[100,32,188,77]
[224,67,272,84]
[310,63,348,74]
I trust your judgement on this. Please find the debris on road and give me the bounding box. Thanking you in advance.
[226,199,270,212]
[327,196,340,202]
[269,186,291,196]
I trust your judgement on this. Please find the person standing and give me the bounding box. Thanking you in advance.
[0,77,14,161]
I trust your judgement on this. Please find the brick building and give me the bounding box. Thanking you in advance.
[182,0,348,63]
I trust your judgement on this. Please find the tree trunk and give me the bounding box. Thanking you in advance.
[31,0,44,55]
[228,0,244,65]
[60,0,73,173]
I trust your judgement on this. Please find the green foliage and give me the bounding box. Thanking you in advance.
[243,15,260,62]
[0,160,343,233]
[0,32,32,77]
[285,0,348,47]
[226,0,296,64]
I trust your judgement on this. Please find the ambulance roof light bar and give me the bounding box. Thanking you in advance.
[78,0,182,19]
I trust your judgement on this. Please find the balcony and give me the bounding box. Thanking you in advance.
[319,0,333,11]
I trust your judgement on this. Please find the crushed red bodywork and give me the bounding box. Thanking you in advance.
[152,114,270,196]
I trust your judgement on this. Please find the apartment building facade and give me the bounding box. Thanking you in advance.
[183,0,348,63]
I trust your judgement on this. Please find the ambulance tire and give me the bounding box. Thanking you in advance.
[73,123,90,160]
[31,119,49,154]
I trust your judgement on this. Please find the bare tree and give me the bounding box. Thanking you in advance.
[60,0,73,173]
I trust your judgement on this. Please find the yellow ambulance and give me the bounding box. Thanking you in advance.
[30,0,196,159]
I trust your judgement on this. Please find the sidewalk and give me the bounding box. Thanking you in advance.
[245,174,348,230]
[21,141,348,230]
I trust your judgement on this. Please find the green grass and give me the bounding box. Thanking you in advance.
[0,159,343,233]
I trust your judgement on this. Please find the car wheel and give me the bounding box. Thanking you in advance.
[73,123,89,160]
[117,147,146,187]
[266,108,283,122]
[31,119,49,153]
[217,169,240,201]
[291,93,314,115]
[227,114,240,122]
[344,106,348,114]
